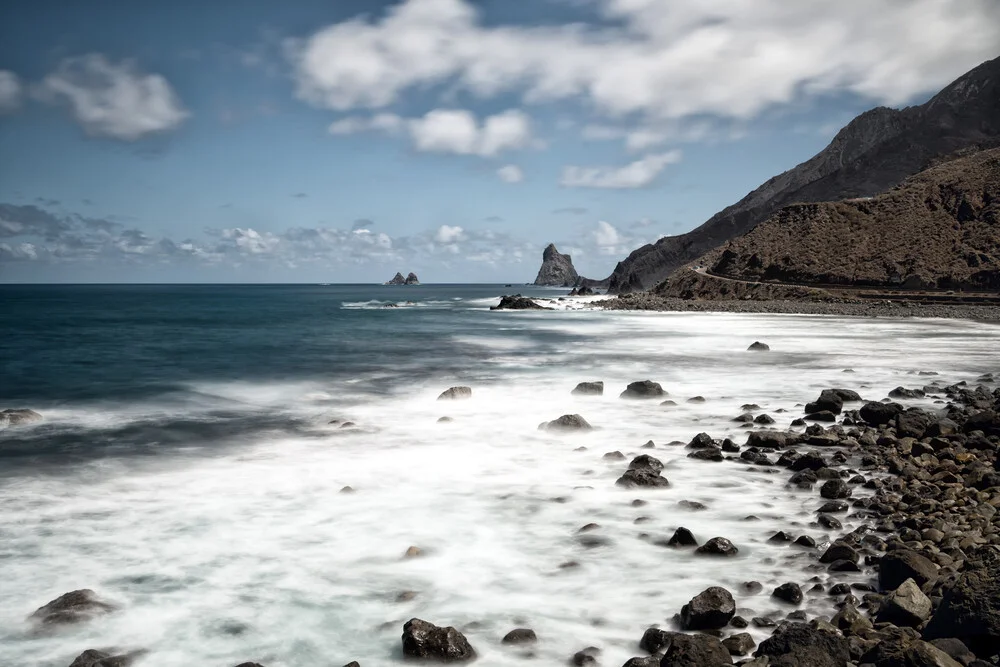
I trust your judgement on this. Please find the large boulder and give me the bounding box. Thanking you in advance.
[491,295,550,310]
[964,410,1000,436]
[30,590,117,626]
[695,537,739,557]
[753,622,850,667]
[621,380,666,399]
[68,650,146,667]
[748,341,770,351]
[438,387,472,400]
[680,587,736,630]
[1,408,43,426]
[860,401,905,426]
[860,638,963,667]
[805,390,844,415]
[616,468,670,488]
[628,455,664,473]
[539,414,592,431]
[401,618,477,662]
[639,627,677,653]
[923,548,1000,657]
[660,633,733,666]
[879,550,938,591]
[572,382,604,396]
[876,578,932,627]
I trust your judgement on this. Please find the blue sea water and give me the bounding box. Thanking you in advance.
[1,284,998,667]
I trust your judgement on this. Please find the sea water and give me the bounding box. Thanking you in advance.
[1,284,998,666]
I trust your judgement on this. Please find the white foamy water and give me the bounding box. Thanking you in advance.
[2,311,998,667]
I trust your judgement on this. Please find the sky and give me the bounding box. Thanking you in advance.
[1,0,998,283]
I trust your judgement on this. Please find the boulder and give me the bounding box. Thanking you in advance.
[30,590,117,626]
[830,389,862,402]
[748,341,770,351]
[876,578,932,628]
[860,401,905,426]
[819,543,858,564]
[805,411,837,422]
[696,537,739,557]
[722,633,756,657]
[665,527,698,547]
[879,550,938,591]
[491,295,550,310]
[753,622,850,667]
[681,587,736,630]
[539,414,592,431]
[621,380,666,399]
[889,386,926,399]
[772,583,803,605]
[622,657,659,667]
[660,633,733,666]
[628,455,664,473]
[861,638,963,667]
[1,408,42,426]
[820,479,851,499]
[401,618,477,662]
[928,638,976,666]
[639,627,677,653]
[805,390,844,415]
[438,387,472,400]
[923,548,1000,657]
[572,382,604,396]
[502,628,537,644]
[615,468,670,488]
[69,650,146,667]
[688,432,715,449]
[964,410,1000,436]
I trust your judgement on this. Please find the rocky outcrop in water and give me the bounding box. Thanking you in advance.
[30,590,117,626]
[533,244,580,286]
[490,295,550,310]
[1,408,42,426]
[385,272,420,285]
[401,618,477,662]
[602,55,1000,292]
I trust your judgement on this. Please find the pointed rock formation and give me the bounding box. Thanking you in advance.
[404,272,420,285]
[533,243,580,286]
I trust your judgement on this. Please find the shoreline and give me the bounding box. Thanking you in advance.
[591,293,1000,323]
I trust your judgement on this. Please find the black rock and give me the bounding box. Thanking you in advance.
[819,543,858,564]
[401,618,477,662]
[665,527,698,547]
[819,479,851,499]
[923,548,1000,656]
[502,628,537,645]
[794,535,816,548]
[888,386,925,399]
[722,632,756,657]
[805,411,837,422]
[748,341,770,351]
[572,382,604,396]
[29,590,117,626]
[696,537,739,557]
[491,295,550,310]
[687,447,723,462]
[805,390,844,415]
[754,414,776,425]
[772,582,803,605]
[539,414,592,431]
[629,455,664,473]
[615,469,670,488]
[860,401,904,425]
[640,627,676,653]
[817,514,843,530]
[753,622,850,667]
[681,586,736,630]
[769,531,794,543]
[817,500,848,513]
[878,549,938,592]
[571,646,600,665]
[660,633,733,666]
[69,650,146,667]
[621,380,666,399]
[688,432,715,449]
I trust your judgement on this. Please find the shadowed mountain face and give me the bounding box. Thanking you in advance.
[659,148,1000,294]
[534,243,580,286]
[605,55,1000,293]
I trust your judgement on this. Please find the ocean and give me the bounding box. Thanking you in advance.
[1,284,999,666]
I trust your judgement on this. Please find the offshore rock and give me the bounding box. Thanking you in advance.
[533,243,580,286]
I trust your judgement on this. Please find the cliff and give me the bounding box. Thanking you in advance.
[533,244,580,286]
[605,55,1000,292]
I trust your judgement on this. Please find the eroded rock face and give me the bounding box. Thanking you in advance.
[30,590,117,626]
[401,618,477,662]
[533,243,580,286]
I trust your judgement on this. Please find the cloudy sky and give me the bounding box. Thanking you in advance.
[1,0,998,283]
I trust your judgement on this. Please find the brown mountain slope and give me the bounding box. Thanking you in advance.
[604,55,1000,293]
[674,148,1000,292]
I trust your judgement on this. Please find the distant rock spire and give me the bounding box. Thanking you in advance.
[533,243,580,286]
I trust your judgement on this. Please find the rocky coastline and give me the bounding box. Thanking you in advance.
[25,367,1000,667]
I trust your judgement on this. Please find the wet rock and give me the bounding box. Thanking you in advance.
[861,638,963,667]
[621,656,658,667]
[878,550,938,591]
[805,411,837,422]
[722,632,756,657]
[753,622,850,667]
[401,618,477,662]
[696,537,739,557]
[831,604,872,636]
[743,581,764,594]
[572,381,604,396]
[791,453,827,471]
[794,535,816,548]
[620,380,666,399]
[687,447,724,461]
[639,627,676,653]
[1,408,42,426]
[805,390,844,415]
[889,386,926,399]
[571,646,600,665]
[769,531,794,543]
[628,455,664,473]
[30,590,117,626]
[678,500,707,511]
[681,586,736,630]
[820,479,851,499]
[860,401,905,426]
[876,578,932,628]
[687,396,706,403]
[754,414,776,425]
[661,633,733,666]
[748,341,770,351]
[502,628,537,645]
[540,414,592,431]
[603,451,626,461]
[615,468,670,488]
[817,500,848,513]
[923,548,1000,657]
[437,386,472,400]
[404,546,423,558]
[665,527,698,547]
[964,409,1000,436]
[491,295,549,310]
[69,650,146,667]
[817,514,843,531]
[688,432,715,449]
[928,638,976,666]
[819,543,858,564]
[733,413,754,423]
[772,583,803,605]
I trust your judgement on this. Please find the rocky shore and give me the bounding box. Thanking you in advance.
[26,367,1000,667]
[598,293,1000,322]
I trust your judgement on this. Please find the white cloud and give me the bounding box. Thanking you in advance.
[625,129,670,152]
[35,54,189,140]
[286,0,1000,122]
[496,164,524,183]
[0,71,22,113]
[409,108,532,156]
[561,150,682,189]
[434,224,464,244]
[582,125,624,141]
[328,112,404,135]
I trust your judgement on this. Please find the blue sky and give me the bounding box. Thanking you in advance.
[1,0,998,283]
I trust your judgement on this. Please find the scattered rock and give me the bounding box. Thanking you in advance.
[29,590,117,626]
[502,628,537,645]
[722,633,756,657]
[401,618,477,662]
[681,586,736,630]
[661,633,733,666]
[539,414,592,431]
[438,387,472,400]
[696,537,739,557]
[876,578,932,627]
[620,380,666,399]
[860,401,904,425]
[923,548,1000,657]
[753,622,850,667]
[805,390,844,415]
[665,527,698,547]
[772,583,803,605]
[572,382,604,396]
[748,342,770,351]
[878,550,938,591]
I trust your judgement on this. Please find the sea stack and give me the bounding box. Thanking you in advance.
[533,243,580,287]
[385,272,420,285]
[405,272,420,285]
